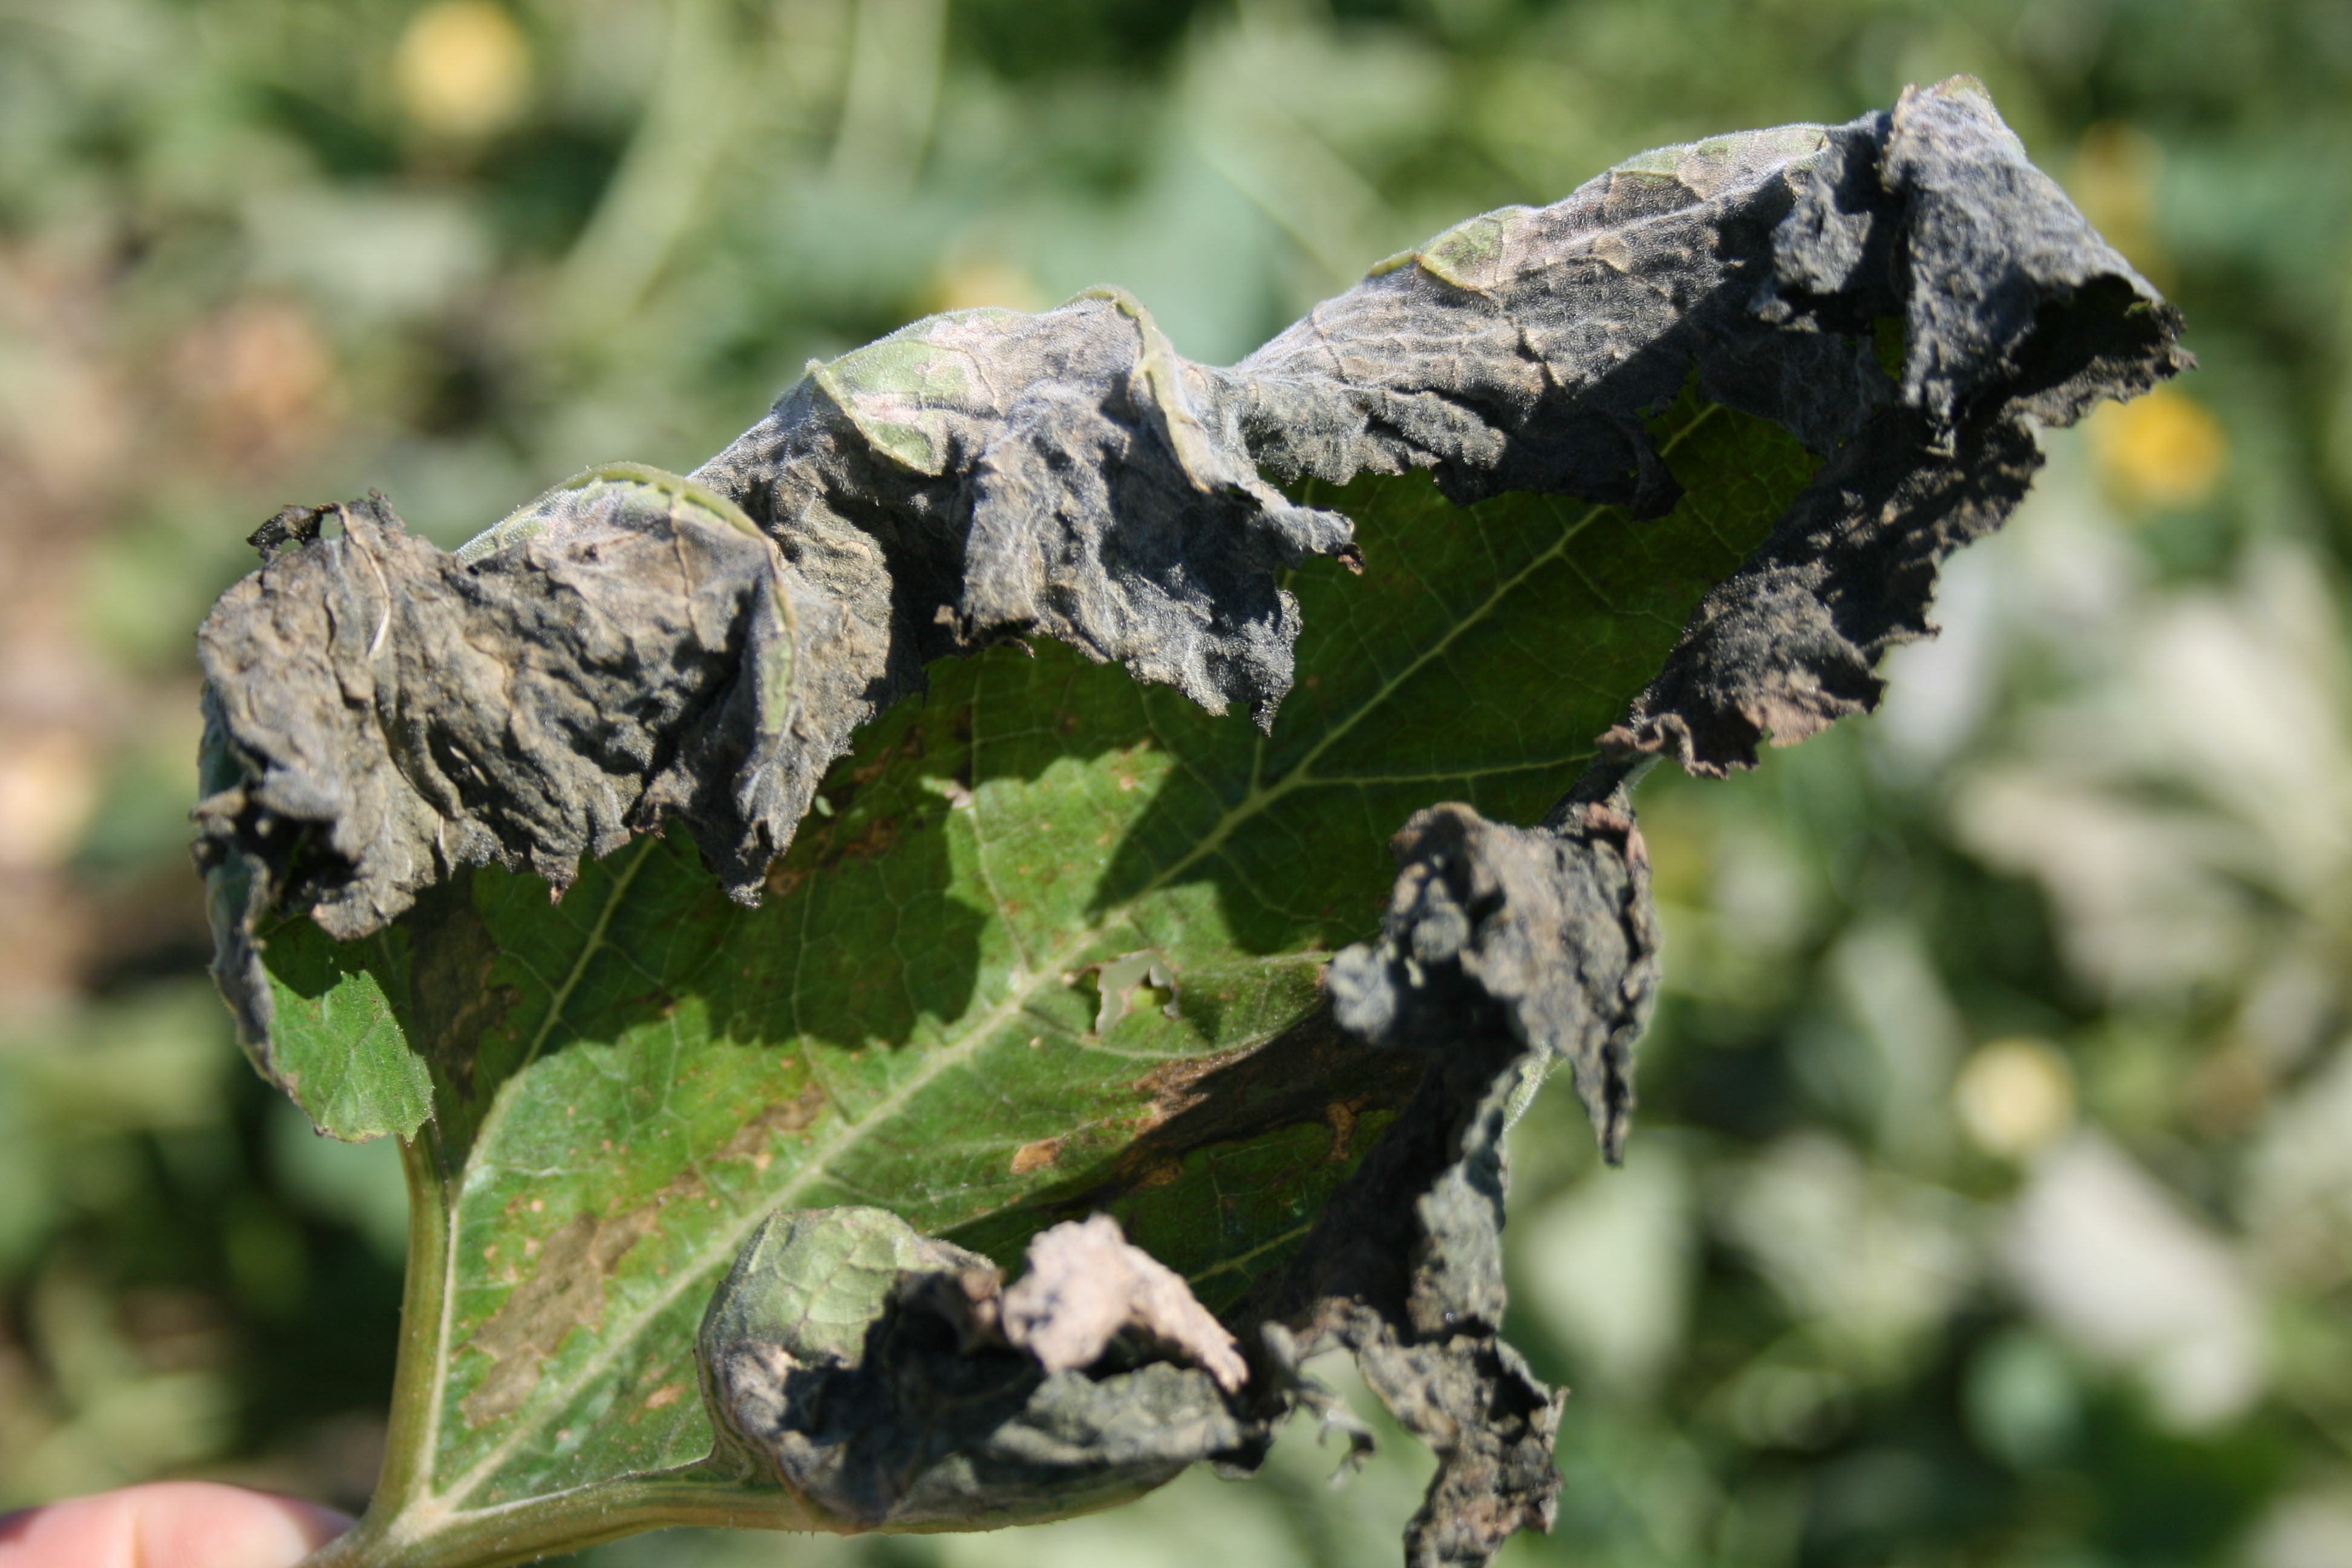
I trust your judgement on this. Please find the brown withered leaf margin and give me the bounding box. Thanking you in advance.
[195,80,2183,1568]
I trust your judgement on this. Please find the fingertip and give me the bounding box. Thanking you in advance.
[0,1481,353,1568]
[240,1490,358,1562]
[151,1482,354,1568]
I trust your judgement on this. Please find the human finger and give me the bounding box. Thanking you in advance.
[0,1480,351,1568]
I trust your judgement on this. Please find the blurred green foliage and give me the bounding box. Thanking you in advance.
[0,0,2348,1564]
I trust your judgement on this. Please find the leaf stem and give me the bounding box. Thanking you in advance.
[380,1132,452,1509]
[298,1133,452,1566]
[301,1463,831,1568]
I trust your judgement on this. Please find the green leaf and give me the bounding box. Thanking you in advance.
[260,918,433,1143]
[268,384,1814,1557]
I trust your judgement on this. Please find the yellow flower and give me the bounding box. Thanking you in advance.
[395,2,532,140]
[2088,384,2226,509]
[1955,1038,2077,1158]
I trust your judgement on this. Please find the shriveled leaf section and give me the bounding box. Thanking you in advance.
[197,296,1361,1135]
[1211,76,2182,1566]
[197,472,803,1140]
[1330,799,1661,1164]
[1598,80,2190,769]
[1238,797,1659,1568]
[1227,76,2189,773]
[702,287,1356,726]
[699,1208,1251,1529]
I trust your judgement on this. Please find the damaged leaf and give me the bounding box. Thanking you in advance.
[1270,796,1655,1565]
[239,374,1798,1558]
[199,82,2181,1568]
[699,1209,1249,1529]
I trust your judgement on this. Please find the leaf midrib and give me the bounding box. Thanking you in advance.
[431,431,1719,1511]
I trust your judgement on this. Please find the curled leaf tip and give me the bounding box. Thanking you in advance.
[696,1207,1253,1527]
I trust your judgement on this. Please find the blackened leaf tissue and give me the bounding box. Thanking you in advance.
[697,1208,1256,1530]
[193,79,2183,1568]
[1328,796,1661,1166]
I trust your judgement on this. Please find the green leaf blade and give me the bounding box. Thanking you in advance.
[261,920,432,1143]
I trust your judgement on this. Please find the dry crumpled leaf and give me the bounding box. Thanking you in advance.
[1230,793,1655,1568]
[197,471,805,1060]
[1589,80,2190,771]
[197,286,1361,1071]
[191,77,2187,1568]
[697,1207,1254,1529]
[1224,79,2186,774]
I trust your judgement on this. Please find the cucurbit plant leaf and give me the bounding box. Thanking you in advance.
[194,81,2182,1568]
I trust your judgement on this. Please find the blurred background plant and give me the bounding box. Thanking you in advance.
[1,1,2347,1564]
